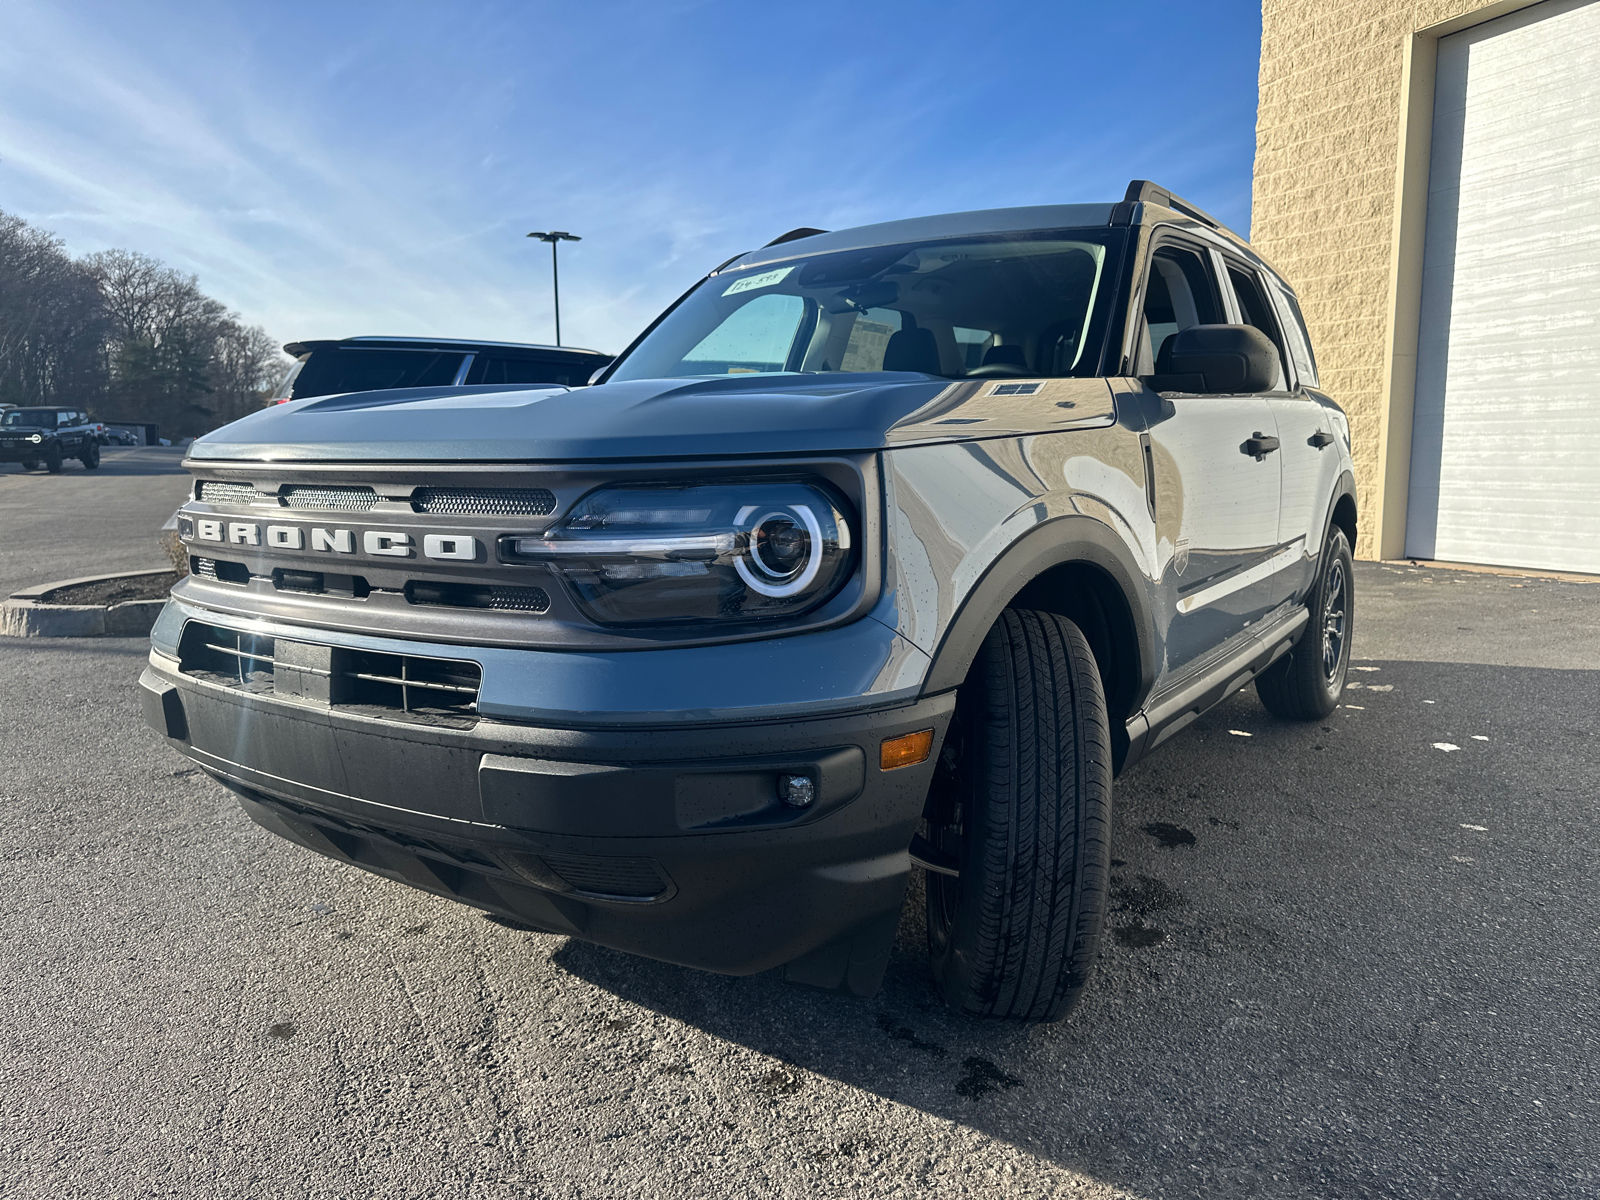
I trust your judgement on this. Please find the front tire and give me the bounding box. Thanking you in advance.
[924,609,1112,1022]
[80,442,100,469]
[20,459,38,471]
[43,446,63,474]
[1255,526,1354,720]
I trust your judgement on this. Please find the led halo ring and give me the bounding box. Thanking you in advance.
[735,503,826,598]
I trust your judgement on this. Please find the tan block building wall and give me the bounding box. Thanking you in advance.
[1251,0,1544,558]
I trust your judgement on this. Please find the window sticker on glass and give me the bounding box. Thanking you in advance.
[722,266,796,296]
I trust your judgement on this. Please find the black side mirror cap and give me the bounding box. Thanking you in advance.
[1145,324,1280,394]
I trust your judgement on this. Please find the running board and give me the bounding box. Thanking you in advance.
[1120,605,1310,773]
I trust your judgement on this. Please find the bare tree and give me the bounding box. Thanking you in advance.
[1,210,287,437]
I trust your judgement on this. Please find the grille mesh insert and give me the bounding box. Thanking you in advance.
[413,487,556,517]
[197,481,257,506]
[281,485,379,511]
[539,853,669,900]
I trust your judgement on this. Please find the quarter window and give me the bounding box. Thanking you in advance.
[1265,278,1319,388]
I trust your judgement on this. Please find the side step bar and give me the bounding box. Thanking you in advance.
[1121,605,1310,773]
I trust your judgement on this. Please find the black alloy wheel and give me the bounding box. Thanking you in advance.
[1255,526,1354,720]
[923,608,1112,1023]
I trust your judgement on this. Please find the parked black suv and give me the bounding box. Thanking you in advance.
[270,336,613,403]
[143,181,1356,1022]
[1,407,102,472]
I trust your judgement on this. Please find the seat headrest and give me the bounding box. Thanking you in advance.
[981,344,1028,369]
[883,327,941,374]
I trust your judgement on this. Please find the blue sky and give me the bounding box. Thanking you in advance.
[0,0,1263,356]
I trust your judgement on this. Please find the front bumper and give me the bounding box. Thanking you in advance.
[140,599,950,991]
[0,441,50,461]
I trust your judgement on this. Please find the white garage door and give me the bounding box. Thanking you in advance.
[1406,0,1600,574]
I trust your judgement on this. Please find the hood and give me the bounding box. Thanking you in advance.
[187,373,1116,463]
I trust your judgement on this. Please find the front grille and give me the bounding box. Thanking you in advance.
[405,581,550,612]
[191,557,250,584]
[177,622,480,727]
[179,624,276,693]
[280,485,378,511]
[539,853,671,900]
[339,649,481,724]
[197,480,257,505]
[412,487,556,517]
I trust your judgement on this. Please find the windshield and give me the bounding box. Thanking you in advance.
[609,228,1124,383]
[1,409,57,428]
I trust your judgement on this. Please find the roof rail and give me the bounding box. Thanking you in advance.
[763,227,829,248]
[1121,180,1224,230]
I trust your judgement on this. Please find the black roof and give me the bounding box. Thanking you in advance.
[282,335,610,359]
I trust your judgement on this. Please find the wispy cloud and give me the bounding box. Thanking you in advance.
[0,0,1261,353]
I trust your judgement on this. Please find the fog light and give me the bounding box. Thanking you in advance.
[778,774,815,807]
[880,729,934,771]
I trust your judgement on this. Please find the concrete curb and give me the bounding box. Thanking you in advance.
[2,569,173,638]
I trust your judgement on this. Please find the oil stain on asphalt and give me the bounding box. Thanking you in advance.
[955,1057,1022,1099]
[1143,822,1196,847]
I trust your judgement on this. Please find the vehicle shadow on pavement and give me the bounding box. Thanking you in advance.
[551,658,1600,1199]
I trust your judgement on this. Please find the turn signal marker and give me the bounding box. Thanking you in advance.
[880,729,934,771]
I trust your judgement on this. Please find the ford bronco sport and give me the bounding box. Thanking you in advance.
[141,181,1356,1022]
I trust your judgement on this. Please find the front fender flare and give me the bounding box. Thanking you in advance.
[919,514,1159,702]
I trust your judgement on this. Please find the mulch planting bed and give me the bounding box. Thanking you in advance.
[40,572,178,606]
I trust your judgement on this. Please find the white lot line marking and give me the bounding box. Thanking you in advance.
[1461,823,1488,831]
[1352,666,1382,672]
[1228,730,1253,737]
[1435,742,1461,752]
[1423,700,1436,704]
[1344,704,1365,709]
[1472,735,1489,741]
[1452,856,1475,863]
[1366,684,1394,692]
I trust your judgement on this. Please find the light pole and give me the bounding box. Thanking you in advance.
[526,230,581,346]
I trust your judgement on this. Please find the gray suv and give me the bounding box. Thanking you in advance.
[142,181,1356,1022]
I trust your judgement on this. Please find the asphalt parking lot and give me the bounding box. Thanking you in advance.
[1,458,1596,1199]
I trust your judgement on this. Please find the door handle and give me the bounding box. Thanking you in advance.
[1309,430,1335,449]
[1242,432,1280,461]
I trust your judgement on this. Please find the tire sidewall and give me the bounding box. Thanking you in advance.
[1306,528,1354,707]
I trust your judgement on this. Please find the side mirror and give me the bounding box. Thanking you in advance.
[1145,324,1280,394]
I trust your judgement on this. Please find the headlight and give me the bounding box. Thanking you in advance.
[28,434,42,444]
[505,482,853,625]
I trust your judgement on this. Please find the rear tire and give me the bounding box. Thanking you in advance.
[43,446,63,474]
[1255,526,1353,720]
[80,442,100,469]
[20,459,37,471]
[924,609,1112,1022]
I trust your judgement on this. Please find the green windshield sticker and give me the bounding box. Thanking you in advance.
[722,266,795,296]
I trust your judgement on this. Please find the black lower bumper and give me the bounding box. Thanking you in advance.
[140,653,952,994]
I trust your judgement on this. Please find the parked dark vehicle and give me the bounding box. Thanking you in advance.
[1,407,102,472]
[143,182,1356,1022]
[270,336,612,404]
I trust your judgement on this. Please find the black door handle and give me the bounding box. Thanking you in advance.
[1242,432,1280,461]
[1309,430,1335,449]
